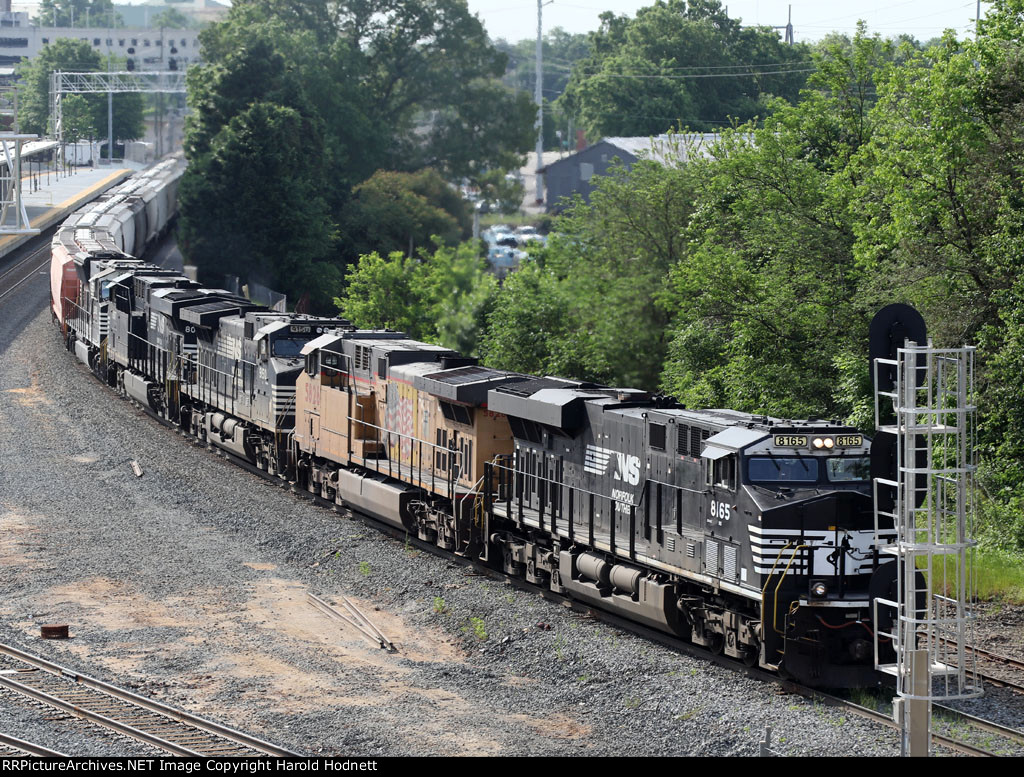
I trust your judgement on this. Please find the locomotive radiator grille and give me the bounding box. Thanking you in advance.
[723,545,737,581]
[705,538,719,574]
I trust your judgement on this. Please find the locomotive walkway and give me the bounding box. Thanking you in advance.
[0,163,140,261]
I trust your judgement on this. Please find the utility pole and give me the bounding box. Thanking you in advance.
[107,40,112,165]
[773,5,794,45]
[534,0,551,205]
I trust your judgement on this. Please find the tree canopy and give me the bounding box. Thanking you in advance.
[180,0,535,305]
[179,102,341,310]
[559,0,812,137]
[35,0,121,28]
[17,39,143,142]
[470,5,1024,554]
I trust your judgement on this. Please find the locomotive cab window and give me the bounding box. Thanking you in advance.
[826,456,871,482]
[748,456,818,484]
[706,454,737,491]
[321,351,344,388]
[272,337,305,358]
[305,352,318,376]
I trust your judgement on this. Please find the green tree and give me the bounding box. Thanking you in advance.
[35,0,121,27]
[61,94,96,143]
[476,136,702,388]
[151,7,196,28]
[477,169,524,215]
[179,102,340,311]
[18,39,101,135]
[17,40,142,142]
[660,29,891,418]
[334,251,428,337]
[182,0,535,303]
[560,0,812,138]
[336,241,497,355]
[343,169,470,261]
[189,0,533,184]
[479,260,571,375]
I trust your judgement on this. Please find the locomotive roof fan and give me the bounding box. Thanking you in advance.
[869,303,928,501]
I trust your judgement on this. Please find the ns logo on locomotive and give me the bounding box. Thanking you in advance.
[51,160,915,689]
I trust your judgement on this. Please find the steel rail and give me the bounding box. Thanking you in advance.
[0,731,69,758]
[339,596,395,652]
[0,256,48,303]
[981,673,1024,693]
[307,592,384,649]
[827,695,999,757]
[0,642,299,757]
[0,672,204,757]
[932,702,1024,747]
[970,644,1024,673]
[0,244,48,287]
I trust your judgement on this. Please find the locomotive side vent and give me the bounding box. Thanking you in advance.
[723,545,737,580]
[666,536,676,552]
[676,425,689,454]
[705,538,719,573]
[687,542,696,559]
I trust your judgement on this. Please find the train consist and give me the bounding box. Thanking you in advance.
[51,162,901,689]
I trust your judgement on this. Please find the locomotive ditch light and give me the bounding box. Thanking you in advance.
[810,580,828,598]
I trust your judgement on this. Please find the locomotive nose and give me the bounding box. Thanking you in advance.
[759,488,873,533]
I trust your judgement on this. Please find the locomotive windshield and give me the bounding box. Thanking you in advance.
[272,337,306,357]
[748,456,818,483]
[825,456,871,482]
[748,455,871,485]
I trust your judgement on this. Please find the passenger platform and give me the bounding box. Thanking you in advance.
[0,163,143,260]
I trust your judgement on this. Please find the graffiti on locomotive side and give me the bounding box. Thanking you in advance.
[305,378,320,407]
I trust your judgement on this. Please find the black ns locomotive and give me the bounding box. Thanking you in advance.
[484,381,897,687]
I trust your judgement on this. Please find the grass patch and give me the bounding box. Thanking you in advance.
[975,549,1024,602]
[925,548,1024,603]
[462,616,488,640]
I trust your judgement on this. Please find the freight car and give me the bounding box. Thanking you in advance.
[51,161,904,689]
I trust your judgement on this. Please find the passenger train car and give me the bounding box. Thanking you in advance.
[51,161,901,688]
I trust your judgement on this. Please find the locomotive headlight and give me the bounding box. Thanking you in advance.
[811,581,828,598]
[813,437,825,449]
[823,437,835,449]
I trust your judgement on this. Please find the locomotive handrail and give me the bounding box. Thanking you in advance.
[761,541,794,597]
[770,544,809,637]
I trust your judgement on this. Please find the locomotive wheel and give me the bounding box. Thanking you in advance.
[741,646,759,667]
[708,633,725,655]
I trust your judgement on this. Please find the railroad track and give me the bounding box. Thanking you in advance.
[0,642,298,757]
[126,379,1024,757]
[971,644,1024,693]
[935,638,1024,693]
[0,244,50,302]
[0,732,68,757]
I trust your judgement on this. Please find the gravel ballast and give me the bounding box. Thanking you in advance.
[0,275,971,757]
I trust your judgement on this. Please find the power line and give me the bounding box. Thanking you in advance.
[568,67,816,80]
